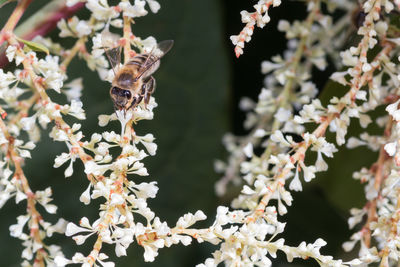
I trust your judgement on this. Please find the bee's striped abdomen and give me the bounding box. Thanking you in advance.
[127,54,160,79]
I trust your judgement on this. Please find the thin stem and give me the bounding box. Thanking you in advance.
[123,16,132,63]
[0,116,47,266]
[61,37,87,71]
[262,0,320,161]
[60,16,97,70]
[379,187,400,267]
[0,0,33,43]
[362,118,392,247]
[247,114,332,222]
[86,174,126,266]
[85,116,136,265]
[14,0,84,40]
[9,93,40,126]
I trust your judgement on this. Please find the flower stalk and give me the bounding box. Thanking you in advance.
[0,0,33,42]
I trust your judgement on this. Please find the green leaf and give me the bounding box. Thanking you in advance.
[15,36,49,55]
[0,0,16,8]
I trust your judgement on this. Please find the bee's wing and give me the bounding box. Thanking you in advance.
[155,40,174,58]
[104,46,121,74]
[134,40,174,81]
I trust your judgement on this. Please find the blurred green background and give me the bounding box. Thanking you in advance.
[0,0,374,266]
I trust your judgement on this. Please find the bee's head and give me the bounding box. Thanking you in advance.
[110,86,133,109]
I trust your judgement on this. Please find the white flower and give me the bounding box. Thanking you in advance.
[115,242,127,257]
[45,70,64,93]
[84,161,107,176]
[241,185,256,195]
[5,45,17,63]
[340,50,358,66]
[277,20,290,32]
[80,183,92,205]
[103,131,121,143]
[253,129,267,137]
[143,243,158,262]
[66,221,92,237]
[274,107,292,122]
[261,60,283,73]
[116,109,133,135]
[98,114,113,127]
[18,149,31,158]
[386,100,400,121]
[141,140,157,156]
[35,187,58,214]
[0,132,8,145]
[68,100,86,120]
[110,193,124,206]
[54,152,71,167]
[63,78,83,101]
[86,0,119,21]
[384,141,397,156]
[46,218,68,237]
[15,190,27,203]
[54,255,72,266]
[9,215,30,238]
[270,130,291,147]
[146,0,160,13]
[63,160,74,177]
[362,62,372,72]
[57,19,72,37]
[119,0,148,18]
[54,151,78,178]
[139,36,158,53]
[289,166,302,191]
[76,20,92,37]
[0,69,16,88]
[130,181,159,199]
[20,115,36,131]
[301,163,316,182]
[243,143,253,158]
[315,151,328,171]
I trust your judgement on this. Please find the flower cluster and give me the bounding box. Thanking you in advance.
[222,0,400,266]
[218,0,353,196]
[230,0,282,58]
[0,54,66,266]
[0,0,189,266]
[0,2,87,261]
[3,0,400,266]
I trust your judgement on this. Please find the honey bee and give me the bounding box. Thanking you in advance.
[104,40,174,110]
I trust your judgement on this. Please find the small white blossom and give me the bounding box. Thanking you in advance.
[119,0,148,18]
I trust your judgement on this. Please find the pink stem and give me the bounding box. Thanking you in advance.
[22,3,85,40]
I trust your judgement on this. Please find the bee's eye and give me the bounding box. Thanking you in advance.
[124,90,132,99]
[111,87,119,95]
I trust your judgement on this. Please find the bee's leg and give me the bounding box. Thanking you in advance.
[127,96,138,110]
[140,78,148,97]
[136,95,143,106]
[143,76,156,109]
